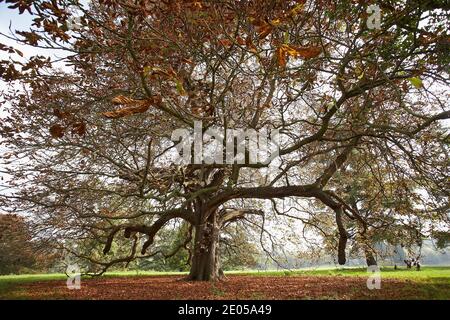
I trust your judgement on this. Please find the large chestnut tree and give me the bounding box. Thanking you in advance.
[0,0,448,280]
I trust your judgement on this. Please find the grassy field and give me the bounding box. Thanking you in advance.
[0,266,449,299]
[230,265,450,279]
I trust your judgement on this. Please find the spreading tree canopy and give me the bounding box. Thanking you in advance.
[0,0,449,280]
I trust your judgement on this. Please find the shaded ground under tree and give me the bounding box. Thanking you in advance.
[2,274,449,300]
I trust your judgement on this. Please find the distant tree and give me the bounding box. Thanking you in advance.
[137,221,192,272]
[0,214,35,274]
[138,220,259,272]
[220,223,260,271]
[289,145,449,267]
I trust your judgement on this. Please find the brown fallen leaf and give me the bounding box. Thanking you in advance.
[12,275,430,300]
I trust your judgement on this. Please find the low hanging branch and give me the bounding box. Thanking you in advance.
[103,209,193,255]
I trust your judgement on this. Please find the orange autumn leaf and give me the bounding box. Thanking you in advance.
[276,47,287,67]
[218,39,233,47]
[245,37,258,53]
[276,45,322,67]
[257,24,273,39]
[102,103,151,119]
[103,96,154,119]
[290,46,322,59]
[236,36,246,45]
[111,95,139,105]
[249,16,274,39]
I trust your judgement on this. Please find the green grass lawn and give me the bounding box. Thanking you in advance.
[0,266,449,299]
[229,265,450,280]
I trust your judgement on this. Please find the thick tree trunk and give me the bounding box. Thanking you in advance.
[365,249,377,266]
[337,235,347,265]
[335,208,348,265]
[187,212,221,281]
